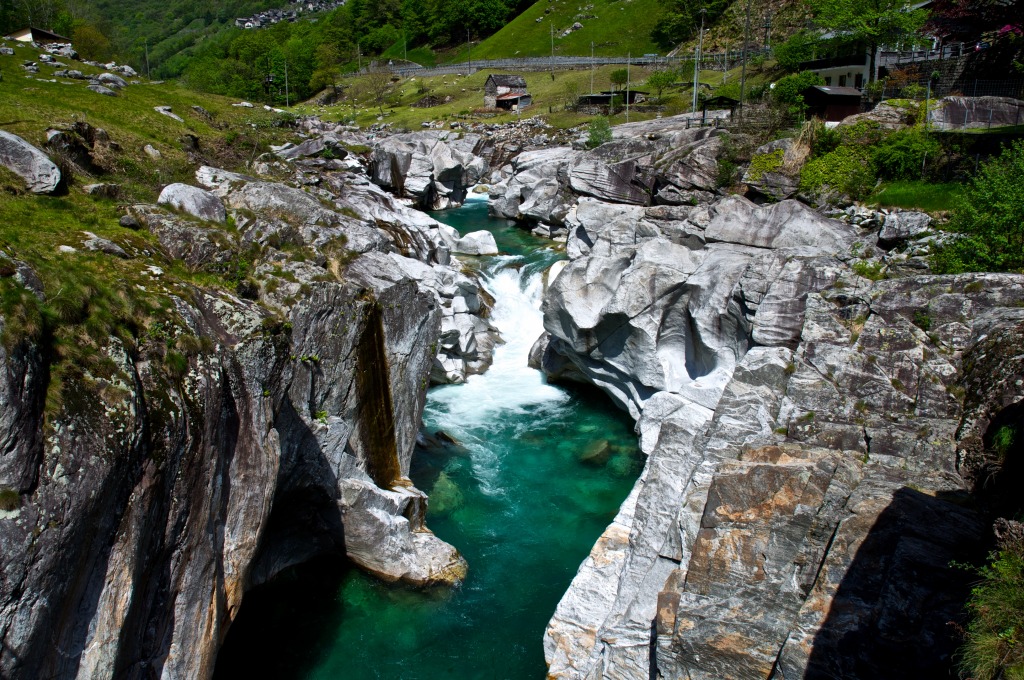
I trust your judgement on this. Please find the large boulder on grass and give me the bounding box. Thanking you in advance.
[157,183,227,223]
[0,130,61,194]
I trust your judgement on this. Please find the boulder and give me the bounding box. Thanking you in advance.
[878,211,932,247]
[0,130,61,194]
[741,138,803,201]
[88,84,117,97]
[97,72,128,89]
[705,196,855,252]
[929,96,1024,131]
[154,106,184,122]
[157,183,227,223]
[454,230,498,255]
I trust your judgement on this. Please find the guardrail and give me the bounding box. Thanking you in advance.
[352,49,772,79]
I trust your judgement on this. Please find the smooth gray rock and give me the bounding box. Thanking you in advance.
[878,211,932,247]
[0,130,61,193]
[97,72,128,88]
[154,106,183,122]
[454,230,498,255]
[157,183,227,223]
[88,84,117,97]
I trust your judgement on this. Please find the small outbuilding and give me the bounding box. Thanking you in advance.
[485,74,529,108]
[801,85,864,122]
[495,92,532,111]
[7,27,71,44]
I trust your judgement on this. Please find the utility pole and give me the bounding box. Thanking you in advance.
[404,31,407,62]
[591,41,595,94]
[357,42,361,71]
[550,22,555,80]
[284,58,289,107]
[723,39,728,83]
[763,12,772,50]
[467,28,471,72]
[626,52,630,123]
[691,9,706,113]
[739,0,752,120]
[144,39,151,79]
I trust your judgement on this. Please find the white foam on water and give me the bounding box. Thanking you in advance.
[425,261,569,495]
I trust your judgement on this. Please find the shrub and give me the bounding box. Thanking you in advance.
[871,129,941,180]
[960,548,1024,680]
[772,71,825,117]
[747,149,784,181]
[586,116,613,149]
[800,146,875,199]
[931,141,1024,273]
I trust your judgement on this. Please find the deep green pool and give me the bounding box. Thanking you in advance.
[215,197,640,679]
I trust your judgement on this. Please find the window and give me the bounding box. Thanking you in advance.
[839,75,847,86]
[854,73,863,89]
[824,76,832,86]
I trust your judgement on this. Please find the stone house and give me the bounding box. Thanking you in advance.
[484,74,529,108]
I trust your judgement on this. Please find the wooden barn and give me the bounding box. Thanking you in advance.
[485,74,529,108]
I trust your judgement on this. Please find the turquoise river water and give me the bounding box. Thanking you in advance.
[216,197,640,679]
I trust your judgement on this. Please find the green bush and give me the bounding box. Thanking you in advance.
[960,548,1024,680]
[871,129,941,180]
[586,116,613,149]
[931,141,1024,273]
[800,146,875,199]
[772,71,825,117]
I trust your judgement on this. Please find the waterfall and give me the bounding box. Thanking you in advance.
[425,259,569,497]
[217,204,641,680]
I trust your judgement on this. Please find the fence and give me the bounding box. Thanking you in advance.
[352,48,773,79]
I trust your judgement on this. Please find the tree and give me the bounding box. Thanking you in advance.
[932,140,1024,273]
[651,0,730,51]
[72,24,111,61]
[772,70,824,117]
[609,68,627,92]
[774,30,819,72]
[364,64,393,113]
[805,0,928,82]
[646,70,676,101]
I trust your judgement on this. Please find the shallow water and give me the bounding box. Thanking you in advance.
[216,198,640,679]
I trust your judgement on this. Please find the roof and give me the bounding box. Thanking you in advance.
[703,95,740,106]
[10,26,71,43]
[487,74,527,87]
[496,92,530,100]
[806,85,864,97]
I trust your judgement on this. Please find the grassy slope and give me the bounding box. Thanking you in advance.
[448,0,664,61]
[301,56,773,130]
[0,42,294,393]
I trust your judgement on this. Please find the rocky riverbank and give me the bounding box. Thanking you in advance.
[0,123,503,678]
[497,115,1024,678]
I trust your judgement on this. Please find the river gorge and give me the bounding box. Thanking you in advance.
[215,198,642,679]
[2,113,1023,680]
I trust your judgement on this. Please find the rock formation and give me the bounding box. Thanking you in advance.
[369,129,489,210]
[537,179,1024,678]
[0,148,504,677]
[490,116,728,233]
[0,130,62,193]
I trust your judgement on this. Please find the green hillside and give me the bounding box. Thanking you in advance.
[458,0,665,60]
